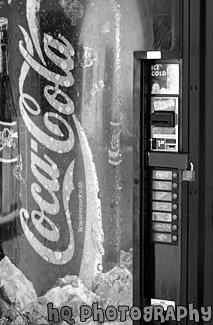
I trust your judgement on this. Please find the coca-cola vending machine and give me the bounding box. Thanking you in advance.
[5,1,213,324]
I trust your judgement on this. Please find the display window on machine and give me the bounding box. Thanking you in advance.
[150,63,180,152]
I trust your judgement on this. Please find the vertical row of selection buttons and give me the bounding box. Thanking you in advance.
[151,169,179,244]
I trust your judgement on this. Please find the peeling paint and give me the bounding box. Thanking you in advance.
[58,0,83,26]
[81,43,97,68]
[102,21,111,34]
[90,80,105,102]
[13,154,25,182]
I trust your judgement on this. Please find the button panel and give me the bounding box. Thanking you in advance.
[151,168,179,245]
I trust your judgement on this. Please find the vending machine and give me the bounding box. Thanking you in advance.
[133,51,190,322]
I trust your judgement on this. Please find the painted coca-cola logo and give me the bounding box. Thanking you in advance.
[0,124,17,149]
[0,121,18,163]
[17,0,104,279]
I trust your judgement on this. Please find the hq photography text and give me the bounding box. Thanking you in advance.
[47,302,212,324]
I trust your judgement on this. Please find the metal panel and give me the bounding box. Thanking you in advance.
[202,0,213,315]
[133,55,142,312]
[187,1,202,319]
[148,152,188,169]
[180,0,190,314]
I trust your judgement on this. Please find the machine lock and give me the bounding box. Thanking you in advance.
[182,162,195,182]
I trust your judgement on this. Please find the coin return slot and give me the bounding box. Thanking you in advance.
[150,111,175,127]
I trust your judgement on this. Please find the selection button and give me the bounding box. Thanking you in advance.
[172,214,178,221]
[153,191,172,201]
[153,170,173,180]
[152,212,172,222]
[172,235,178,242]
[153,201,172,212]
[153,181,172,191]
[172,183,178,189]
[172,204,178,210]
[172,172,178,179]
[152,222,172,233]
[153,233,172,243]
